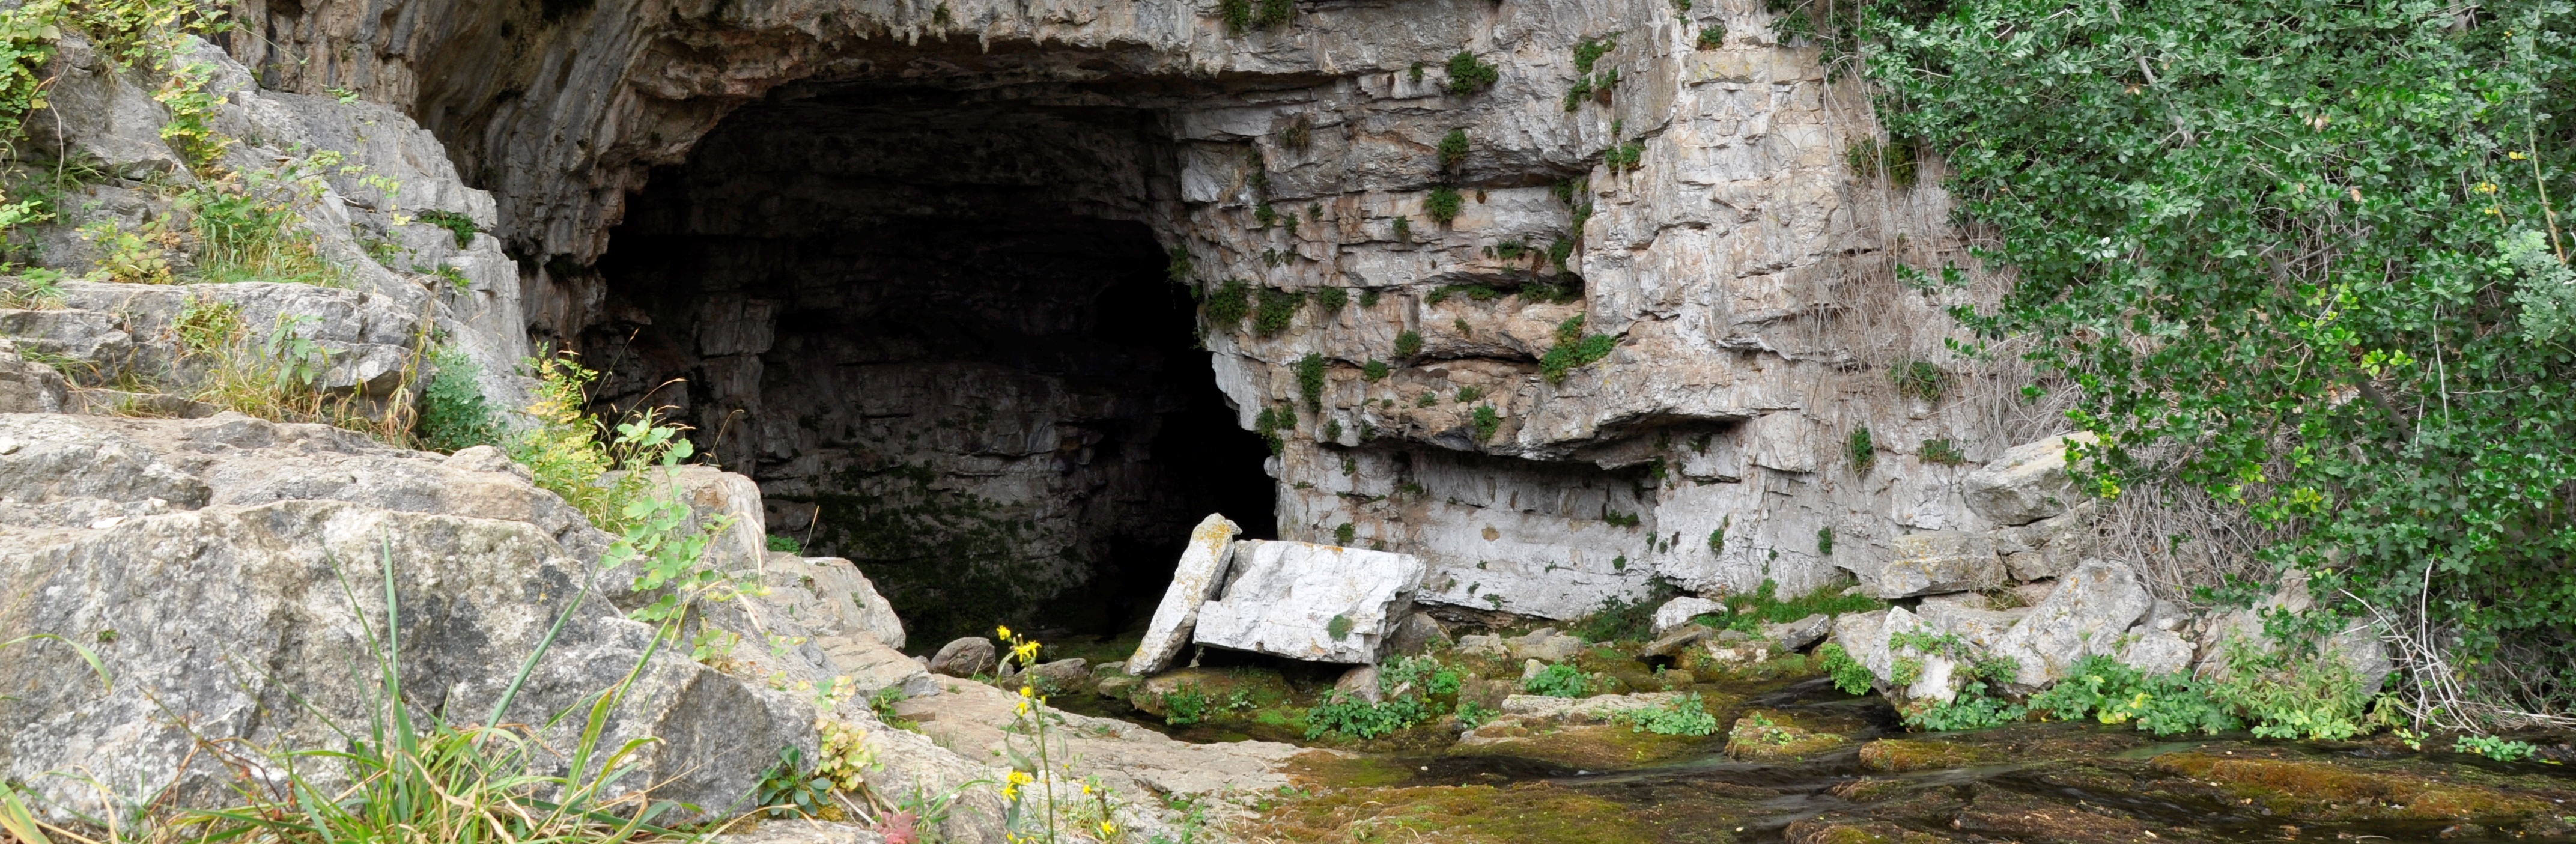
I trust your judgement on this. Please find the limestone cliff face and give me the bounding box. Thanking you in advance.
[231,0,2045,622]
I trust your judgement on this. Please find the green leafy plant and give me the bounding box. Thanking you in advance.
[1920,438,1966,466]
[416,209,481,249]
[1314,286,1349,313]
[1304,691,1428,740]
[1390,215,1413,243]
[1470,404,1501,441]
[1437,128,1469,171]
[1296,352,1329,411]
[754,745,833,818]
[767,533,801,553]
[1425,186,1463,223]
[1888,359,1945,402]
[1847,426,1875,472]
[1334,522,1356,545]
[1819,643,1875,695]
[1164,682,1211,726]
[1540,314,1617,383]
[1815,526,1835,556]
[1254,287,1305,335]
[1522,663,1588,697]
[1868,0,2576,710]
[1616,693,1719,735]
[1254,405,1292,455]
[415,345,500,452]
[2455,735,2541,762]
[1697,24,1726,49]
[1454,384,1484,403]
[1444,50,1499,95]
[1203,278,1252,326]
[1394,329,1424,359]
[2028,655,2241,736]
[1361,359,1391,381]
[2207,639,2376,741]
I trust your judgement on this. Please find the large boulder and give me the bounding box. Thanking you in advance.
[0,413,813,822]
[1128,514,1241,675]
[1986,559,2155,686]
[0,352,66,413]
[1963,434,2095,527]
[1831,559,2160,703]
[1652,595,1724,633]
[1192,541,1427,664]
[2194,569,2392,691]
[1870,531,2005,598]
[1993,502,2097,581]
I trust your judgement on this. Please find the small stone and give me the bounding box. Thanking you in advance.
[1386,611,1451,657]
[1024,658,1089,693]
[1095,673,1141,699]
[1521,658,1547,680]
[1761,613,1831,652]
[1506,628,1583,662]
[1334,665,1382,703]
[1456,633,1506,658]
[1651,596,1724,634]
[928,636,995,678]
[1639,624,1712,658]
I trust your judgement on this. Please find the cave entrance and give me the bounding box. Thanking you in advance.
[587,86,1275,648]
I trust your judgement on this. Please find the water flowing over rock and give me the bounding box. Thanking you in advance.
[1194,540,1427,664]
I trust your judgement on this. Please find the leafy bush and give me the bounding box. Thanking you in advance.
[1444,50,1499,94]
[1903,685,2025,732]
[1869,0,2576,708]
[1522,663,1588,697]
[1425,186,1463,223]
[1846,426,1874,472]
[1253,287,1305,335]
[1361,359,1391,381]
[1572,589,1666,643]
[416,209,480,249]
[1202,278,1251,327]
[1615,693,1719,736]
[2207,639,2377,741]
[1164,683,1211,726]
[1313,286,1348,313]
[1304,691,1428,739]
[1393,330,1424,359]
[1540,314,1617,384]
[1437,128,1469,170]
[1469,404,1501,440]
[2028,655,2241,736]
[416,345,501,452]
[1296,353,1328,410]
[1819,643,1875,695]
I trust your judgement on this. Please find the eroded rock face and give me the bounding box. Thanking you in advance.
[0,413,807,822]
[232,0,2047,625]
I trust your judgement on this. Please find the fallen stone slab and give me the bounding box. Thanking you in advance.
[1964,434,2094,527]
[1652,595,1723,633]
[1128,513,1241,675]
[1192,540,1426,664]
[1871,530,2004,598]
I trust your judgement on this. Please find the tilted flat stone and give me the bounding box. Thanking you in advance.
[1652,596,1724,633]
[1964,434,2095,527]
[1128,513,1242,675]
[1192,540,1426,664]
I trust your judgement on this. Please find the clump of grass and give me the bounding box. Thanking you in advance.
[1314,287,1349,314]
[1394,329,1424,359]
[181,164,344,287]
[1454,385,1484,403]
[1697,23,1727,49]
[1424,186,1463,223]
[1889,359,1946,401]
[1278,114,1313,150]
[1471,404,1500,440]
[1541,314,1618,384]
[1921,437,1967,466]
[1692,578,1887,633]
[1390,215,1414,243]
[1361,359,1391,381]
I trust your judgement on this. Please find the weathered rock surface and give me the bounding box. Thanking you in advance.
[1129,514,1241,675]
[1505,627,1588,663]
[1653,595,1724,633]
[1763,613,1832,652]
[1833,559,2170,703]
[1964,434,2093,527]
[0,413,807,821]
[929,637,998,678]
[1867,531,2005,598]
[1194,540,1426,664]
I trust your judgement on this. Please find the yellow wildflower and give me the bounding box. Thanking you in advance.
[997,625,1013,640]
[1020,685,1036,698]
[1009,771,1034,785]
[2478,181,2499,193]
[1099,820,1117,837]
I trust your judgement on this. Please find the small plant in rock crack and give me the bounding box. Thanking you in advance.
[416,345,501,452]
[1314,286,1349,314]
[1394,329,1424,359]
[1254,287,1306,335]
[1815,526,1835,555]
[1437,128,1470,171]
[1921,437,1967,466]
[1204,278,1253,326]
[1335,521,1357,545]
[1296,353,1329,411]
[1254,406,1293,455]
[1415,392,1439,408]
[1847,426,1876,472]
[1454,385,1484,403]
[1425,186,1463,223]
[416,209,480,249]
[1444,50,1499,95]
[1279,113,1314,150]
[1391,214,1414,243]
[1541,314,1618,384]
[1362,359,1391,381]
[1167,244,1195,283]
[1254,203,1279,229]
[1697,23,1727,49]
[1471,404,1501,440]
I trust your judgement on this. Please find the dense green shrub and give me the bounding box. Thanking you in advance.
[415,346,500,452]
[1444,51,1499,94]
[1437,129,1469,171]
[1522,663,1588,697]
[1203,278,1252,327]
[1253,287,1305,335]
[1540,314,1617,384]
[1296,353,1328,410]
[1425,186,1463,223]
[1871,0,2576,712]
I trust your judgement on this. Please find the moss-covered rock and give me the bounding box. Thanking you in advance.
[2149,751,2557,824]
[1724,709,1853,761]
[1856,738,2011,773]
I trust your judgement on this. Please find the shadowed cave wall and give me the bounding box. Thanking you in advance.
[585,85,1275,645]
